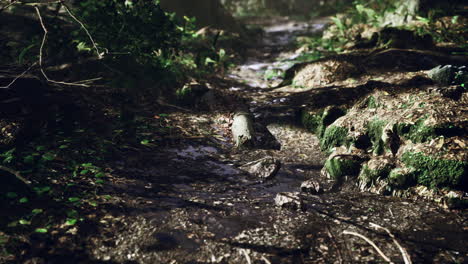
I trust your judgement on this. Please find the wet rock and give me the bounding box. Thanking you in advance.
[300,179,322,194]
[274,192,303,210]
[322,154,363,180]
[232,108,255,148]
[427,65,467,86]
[358,157,394,192]
[240,157,281,180]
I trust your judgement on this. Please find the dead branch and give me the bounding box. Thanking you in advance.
[0,0,19,13]
[0,62,37,89]
[370,223,412,264]
[0,165,32,185]
[342,230,393,263]
[240,249,252,264]
[62,2,103,59]
[35,6,92,87]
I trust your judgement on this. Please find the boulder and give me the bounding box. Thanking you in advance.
[240,157,281,180]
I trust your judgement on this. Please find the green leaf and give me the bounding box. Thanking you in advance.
[23,155,35,164]
[32,209,43,214]
[140,139,150,145]
[19,219,31,225]
[18,44,36,64]
[35,228,48,233]
[19,197,29,203]
[95,172,105,178]
[95,179,105,184]
[59,145,69,149]
[451,16,459,24]
[42,152,56,161]
[66,209,78,218]
[36,146,46,151]
[6,192,17,198]
[68,197,80,202]
[80,169,89,175]
[66,218,77,226]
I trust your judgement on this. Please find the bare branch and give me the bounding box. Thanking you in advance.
[343,230,394,263]
[370,223,412,264]
[0,62,37,89]
[62,2,103,59]
[0,165,32,185]
[35,6,91,87]
[0,0,19,13]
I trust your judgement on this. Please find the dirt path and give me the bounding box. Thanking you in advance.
[72,18,468,264]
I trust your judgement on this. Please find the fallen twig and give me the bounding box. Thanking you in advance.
[62,2,103,59]
[0,62,37,89]
[261,255,271,264]
[240,248,252,264]
[342,230,393,263]
[370,223,412,264]
[0,165,31,185]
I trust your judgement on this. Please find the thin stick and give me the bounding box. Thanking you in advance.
[240,249,252,264]
[326,226,343,264]
[0,62,37,89]
[0,165,32,185]
[62,2,103,59]
[35,6,91,87]
[342,230,393,263]
[261,255,271,264]
[370,223,412,264]
[0,0,19,13]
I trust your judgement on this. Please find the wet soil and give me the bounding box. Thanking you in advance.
[16,17,467,264]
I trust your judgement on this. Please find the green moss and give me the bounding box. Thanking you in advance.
[388,168,415,188]
[325,156,362,180]
[394,118,463,143]
[320,126,350,152]
[366,119,387,155]
[366,96,379,109]
[401,152,467,189]
[358,163,392,185]
[302,107,346,139]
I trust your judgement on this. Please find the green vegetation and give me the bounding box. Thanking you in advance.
[302,107,346,139]
[320,126,351,153]
[388,167,415,188]
[358,162,392,186]
[394,119,462,144]
[366,118,387,155]
[401,152,467,189]
[325,156,362,180]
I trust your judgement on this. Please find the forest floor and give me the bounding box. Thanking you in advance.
[1,16,467,264]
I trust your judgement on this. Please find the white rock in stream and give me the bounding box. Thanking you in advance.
[239,157,281,180]
[300,179,322,194]
[274,192,303,210]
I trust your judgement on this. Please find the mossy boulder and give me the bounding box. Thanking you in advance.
[323,155,362,180]
[388,167,415,189]
[358,157,393,186]
[394,119,464,144]
[401,152,467,190]
[320,125,351,153]
[366,118,387,155]
[301,106,346,138]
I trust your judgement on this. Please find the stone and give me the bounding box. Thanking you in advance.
[300,179,322,194]
[240,157,281,180]
[274,192,303,210]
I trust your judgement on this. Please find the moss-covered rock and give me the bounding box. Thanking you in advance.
[394,118,464,144]
[401,152,468,189]
[324,155,362,180]
[358,157,393,186]
[366,118,387,155]
[388,167,415,188]
[301,107,346,138]
[320,125,351,152]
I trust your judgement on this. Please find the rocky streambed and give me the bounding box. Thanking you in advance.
[12,16,467,264]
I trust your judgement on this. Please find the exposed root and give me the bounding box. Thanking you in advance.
[342,230,393,263]
[370,222,412,264]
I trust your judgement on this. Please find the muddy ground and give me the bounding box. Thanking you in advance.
[7,17,468,264]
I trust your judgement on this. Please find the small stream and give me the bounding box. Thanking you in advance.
[90,17,467,264]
